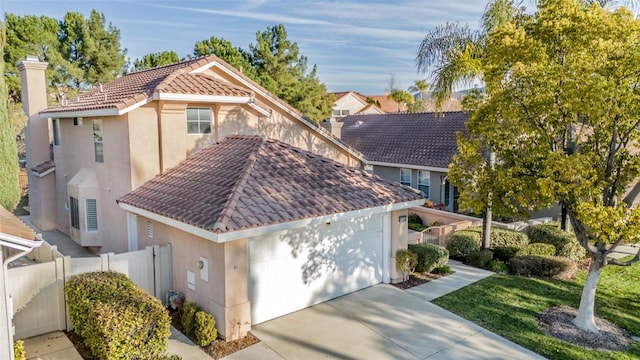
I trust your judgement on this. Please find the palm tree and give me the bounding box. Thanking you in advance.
[408,80,430,102]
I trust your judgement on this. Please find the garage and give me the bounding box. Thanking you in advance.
[249,213,384,324]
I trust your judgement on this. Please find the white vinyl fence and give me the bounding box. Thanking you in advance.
[8,242,172,339]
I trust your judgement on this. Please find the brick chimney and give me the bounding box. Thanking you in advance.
[18,56,57,230]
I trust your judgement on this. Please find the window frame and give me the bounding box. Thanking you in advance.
[186,107,212,134]
[418,170,431,198]
[85,199,98,232]
[70,196,79,229]
[93,120,104,163]
[400,168,412,186]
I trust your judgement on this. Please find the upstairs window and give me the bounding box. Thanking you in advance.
[187,108,212,134]
[400,168,411,186]
[418,170,430,198]
[93,120,103,163]
[332,109,350,117]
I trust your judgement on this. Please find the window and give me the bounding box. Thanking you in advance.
[332,109,350,117]
[147,221,154,238]
[187,108,212,134]
[93,120,103,163]
[444,178,451,206]
[70,196,79,229]
[400,169,411,186]
[86,199,98,231]
[52,119,60,145]
[73,117,83,126]
[418,170,431,198]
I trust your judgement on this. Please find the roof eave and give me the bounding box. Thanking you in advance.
[366,161,449,173]
[153,93,253,103]
[119,199,424,244]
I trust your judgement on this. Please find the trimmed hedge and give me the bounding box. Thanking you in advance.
[467,249,494,269]
[492,246,520,262]
[447,230,481,257]
[520,243,556,257]
[465,226,529,248]
[181,302,201,337]
[507,255,577,280]
[529,224,586,261]
[194,311,218,346]
[65,272,171,360]
[408,243,449,273]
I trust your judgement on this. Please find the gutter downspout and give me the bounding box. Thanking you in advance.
[1,234,43,360]
[157,101,164,174]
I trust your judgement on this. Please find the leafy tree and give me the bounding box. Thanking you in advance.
[58,10,127,87]
[193,36,255,78]
[387,89,413,112]
[132,51,180,71]
[0,21,20,211]
[451,0,640,333]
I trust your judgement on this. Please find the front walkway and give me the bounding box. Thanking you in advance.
[225,261,545,359]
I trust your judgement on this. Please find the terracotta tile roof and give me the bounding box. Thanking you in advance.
[339,111,468,168]
[41,56,251,115]
[31,159,55,175]
[118,135,422,233]
[365,95,407,113]
[0,207,36,241]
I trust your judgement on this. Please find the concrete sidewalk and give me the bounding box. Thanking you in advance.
[225,260,545,360]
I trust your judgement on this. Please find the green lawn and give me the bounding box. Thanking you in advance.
[432,261,640,360]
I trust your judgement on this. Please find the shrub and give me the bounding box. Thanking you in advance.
[408,222,428,232]
[507,256,577,279]
[489,260,509,273]
[194,311,218,346]
[395,249,417,282]
[153,355,182,360]
[65,271,170,360]
[519,243,556,257]
[492,246,520,262]
[408,213,423,225]
[464,226,529,248]
[432,264,453,275]
[14,340,25,360]
[408,243,449,273]
[467,249,494,269]
[447,230,481,258]
[181,302,201,337]
[529,224,586,261]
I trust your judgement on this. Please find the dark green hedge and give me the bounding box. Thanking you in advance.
[507,255,577,280]
[529,224,586,261]
[447,230,481,257]
[408,243,449,273]
[65,271,171,360]
[465,226,530,248]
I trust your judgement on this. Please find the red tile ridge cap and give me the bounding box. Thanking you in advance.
[212,135,266,233]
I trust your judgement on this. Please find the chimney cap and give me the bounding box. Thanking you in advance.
[25,55,40,62]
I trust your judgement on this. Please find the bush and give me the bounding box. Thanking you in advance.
[181,302,201,337]
[194,311,218,346]
[153,356,182,360]
[408,213,423,225]
[520,243,556,257]
[507,256,577,280]
[432,265,453,275]
[65,271,170,360]
[14,340,25,360]
[489,260,509,273]
[529,224,586,261]
[408,243,449,273]
[467,249,494,269]
[408,222,428,232]
[464,226,529,248]
[447,230,481,258]
[395,249,418,282]
[492,246,520,262]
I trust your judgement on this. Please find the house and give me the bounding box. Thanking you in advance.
[117,135,424,339]
[19,55,363,254]
[0,207,42,360]
[330,91,384,121]
[335,111,469,212]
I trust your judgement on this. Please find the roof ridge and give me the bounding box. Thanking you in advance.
[212,135,265,232]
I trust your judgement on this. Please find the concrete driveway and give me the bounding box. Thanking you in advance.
[225,283,545,360]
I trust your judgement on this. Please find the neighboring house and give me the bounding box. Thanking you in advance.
[330,91,384,121]
[366,94,408,113]
[19,55,363,254]
[336,111,469,212]
[118,135,424,339]
[0,208,42,360]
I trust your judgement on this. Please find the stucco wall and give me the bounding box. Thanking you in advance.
[136,219,250,340]
[372,165,449,206]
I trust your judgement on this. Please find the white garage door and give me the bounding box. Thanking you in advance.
[249,214,384,324]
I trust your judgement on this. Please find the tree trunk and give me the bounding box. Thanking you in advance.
[482,209,492,250]
[573,256,605,333]
[560,204,569,232]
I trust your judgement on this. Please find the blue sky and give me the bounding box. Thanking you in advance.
[3,0,491,94]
